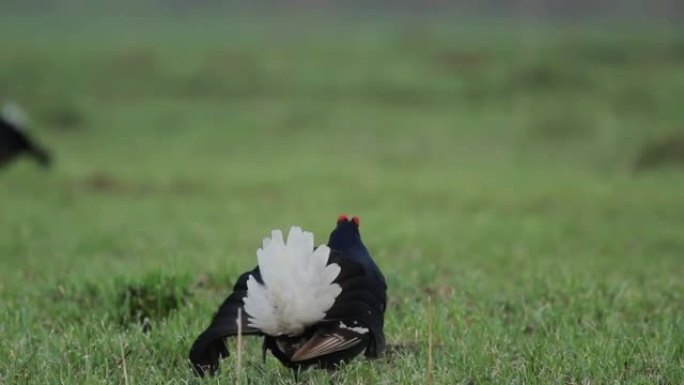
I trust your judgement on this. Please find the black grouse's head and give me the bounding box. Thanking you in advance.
[327,214,362,251]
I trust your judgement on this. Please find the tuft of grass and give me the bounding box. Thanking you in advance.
[525,106,595,142]
[42,103,86,132]
[116,273,192,332]
[508,60,594,93]
[634,133,684,171]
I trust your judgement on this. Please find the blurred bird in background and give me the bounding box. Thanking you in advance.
[189,215,387,378]
[0,103,51,168]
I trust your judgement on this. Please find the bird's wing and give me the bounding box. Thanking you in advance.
[188,267,263,377]
[328,251,386,309]
[325,300,386,358]
[325,251,387,358]
[290,322,368,362]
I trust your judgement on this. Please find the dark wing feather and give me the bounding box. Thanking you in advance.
[291,322,368,362]
[324,300,386,358]
[325,252,387,358]
[188,267,262,377]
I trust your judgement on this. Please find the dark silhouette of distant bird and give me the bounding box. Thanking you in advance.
[0,103,51,168]
[189,215,387,378]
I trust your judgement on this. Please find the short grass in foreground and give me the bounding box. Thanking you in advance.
[0,16,683,384]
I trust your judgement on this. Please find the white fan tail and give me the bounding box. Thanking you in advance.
[243,226,342,336]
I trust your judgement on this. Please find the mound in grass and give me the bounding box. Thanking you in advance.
[44,103,85,131]
[634,134,684,171]
[116,273,192,332]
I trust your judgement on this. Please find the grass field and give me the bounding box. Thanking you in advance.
[1,16,683,384]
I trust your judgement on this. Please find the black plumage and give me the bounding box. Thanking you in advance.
[188,215,387,377]
[0,104,51,168]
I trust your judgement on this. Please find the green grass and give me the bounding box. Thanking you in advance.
[1,16,683,384]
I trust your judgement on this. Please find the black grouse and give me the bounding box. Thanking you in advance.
[0,103,51,168]
[189,215,387,377]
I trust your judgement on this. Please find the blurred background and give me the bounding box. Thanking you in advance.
[1,2,683,382]
[2,0,684,301]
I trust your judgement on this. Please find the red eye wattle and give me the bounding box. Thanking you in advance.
[337,214,349,223]
[352,216,360,226]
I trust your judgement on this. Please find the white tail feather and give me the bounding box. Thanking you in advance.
[243,226,342,336]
